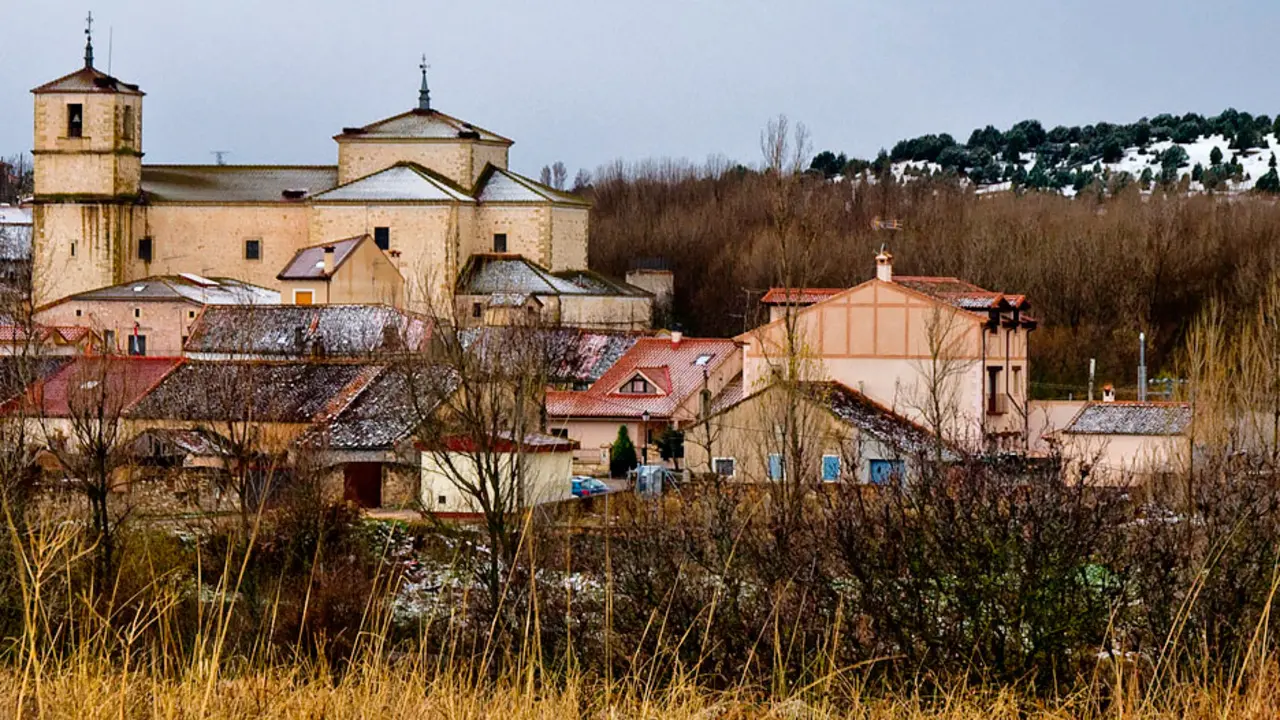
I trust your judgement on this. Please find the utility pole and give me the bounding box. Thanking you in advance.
[1138,332,1148,402]
[1088,358,1096,402]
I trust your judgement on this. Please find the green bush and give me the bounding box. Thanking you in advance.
[609,425,639,478]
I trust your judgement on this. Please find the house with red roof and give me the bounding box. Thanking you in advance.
[740,250,1035,451]
[546,333,741,469]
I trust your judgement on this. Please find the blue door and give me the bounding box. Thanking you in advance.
[821,455,841,482]
[868,459,905,485]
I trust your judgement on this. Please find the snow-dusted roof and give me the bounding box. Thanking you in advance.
[184,304,430,358]
[475,166,589,206]
[312,163,474,203]
[0,208,32,262]
[277,235,367,280]
[32,66,142,95]
[58,276,279,306]
[1064,402,1191,436]
[0,206,32,226]
[458,255,591,296]
[141,166,338,203]
[338,109,510,144]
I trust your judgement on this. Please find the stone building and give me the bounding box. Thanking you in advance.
[29,31,646,326]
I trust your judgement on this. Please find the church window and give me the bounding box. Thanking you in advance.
[70,241,76,257]
[122,105,134,141]
[493,233,508,253]
[134,308,141,318]
[374,227,390,251]
[138,237,152,262]
[67,104,83,138]
[245,239,261,260]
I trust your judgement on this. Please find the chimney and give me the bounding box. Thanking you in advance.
[322,245,335,275]
[875,248,894,283]
[671,329,683,347]
[1102,384,1116,403]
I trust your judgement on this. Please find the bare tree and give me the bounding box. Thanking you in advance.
[551,161,568,190]
[904,303,979,456]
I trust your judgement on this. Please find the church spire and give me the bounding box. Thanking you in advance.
[83,11,95,68]
[418,55,430,111]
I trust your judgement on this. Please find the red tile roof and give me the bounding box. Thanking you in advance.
[21,356,182,418]
[760,288,845,305]
[0,324,94,345]
[893,276,1030,312]
[546,337,738,419]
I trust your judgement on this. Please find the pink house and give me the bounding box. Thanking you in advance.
[739,251,1036,450]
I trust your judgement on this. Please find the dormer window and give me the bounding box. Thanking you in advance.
[621,375,652,394]
[67,104,83,138]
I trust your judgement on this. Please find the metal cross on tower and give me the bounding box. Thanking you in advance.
[418,54,431,111]
[84,10,95,68]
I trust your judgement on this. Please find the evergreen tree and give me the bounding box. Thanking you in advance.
[1192,163,1204,182]
[609,425,639,478]
[1101,137,1124,163]
[1233,124,1261,151]
[1256,168,1280,193]
[1270,152,1277,169]
[1210,146,1224,166]
[1139,167,1154,188]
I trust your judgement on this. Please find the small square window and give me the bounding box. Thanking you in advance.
[133,308,141,318]
[245,239,261,260]
[821,455,841,482]
[472,302,482,318]
[493,233,508,253]
[188,310,196,319]
[374,227,390,251]
[437,495,447,505]
[550,428,569,439]
[75,309,82,317]
[712,457,736,478]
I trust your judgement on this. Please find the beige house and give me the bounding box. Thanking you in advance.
[420,433,577,517]
[684,381,943,483]
[34,275,278,357]
[1053,401,1191,482]
[739,251,1035,450]
[277,234,404,307]
[27,36,644,329]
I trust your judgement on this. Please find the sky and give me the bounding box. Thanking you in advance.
[4,0,1279,178]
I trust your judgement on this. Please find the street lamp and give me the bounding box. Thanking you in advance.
[641,410,651,465]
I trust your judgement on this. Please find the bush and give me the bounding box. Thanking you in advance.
[609,425,638,477]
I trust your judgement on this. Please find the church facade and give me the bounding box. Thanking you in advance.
[29,37,648,329]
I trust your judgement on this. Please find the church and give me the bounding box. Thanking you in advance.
[29,27,654,330]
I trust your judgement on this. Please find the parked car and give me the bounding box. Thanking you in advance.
[571,476,610,498]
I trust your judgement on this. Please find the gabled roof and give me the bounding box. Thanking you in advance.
[457,255,646,298]
[307,365,456,451]
[0,324,95,346]
[20,356,182,418]
[277,235,368,280]
[141,165,338,203]
[1062,402,1192,436]
[32,66,142,95]
[336,108,511,144]
[760,288,845,305]
[0,356,74,406]
[129,361,383,423]
[184,304,429,358]
[458,328,639,386]
[893,276,1031,312]
[310,163,474,203]
[474,165,589,206]
[546,337,739,419]
[44,275,279,309]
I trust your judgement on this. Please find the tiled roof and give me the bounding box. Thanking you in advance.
[0,356,74,405]
[129,361,382,423]
[23,357,181,418]
[54,275,279,307]
[760,288,845,305]
[311,163,474,203]
[457,255,646,298]
[277,235,367,280]
[808,382,945,456]
[708,373,743,415]
[141,165,338,203]
[546,337,739,419]
[893,276,1030,313]
[32,66,142,95]
[184,304,429,358]
[1064,402,1192,436]
[475,166,589,206]
[337,109,511,143]
[309,365,456,451]
[0,324,92,345]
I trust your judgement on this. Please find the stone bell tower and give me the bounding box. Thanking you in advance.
[30,14,144,307]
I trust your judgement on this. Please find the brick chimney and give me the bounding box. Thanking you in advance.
[322,246,335,275]
[671,329,683,347]
[875,248,894,283]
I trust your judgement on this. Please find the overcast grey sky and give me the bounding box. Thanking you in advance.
[4,1,1278,177]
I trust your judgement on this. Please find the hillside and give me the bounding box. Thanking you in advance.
[811,109,1280,195]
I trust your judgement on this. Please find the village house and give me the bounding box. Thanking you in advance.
[34,275,279,357]
[419,432,578,517]
[1052,401,1192,481]
[27,32,649,329]
[739,251,1035,450]
[0,324,97,356]
[683,381,946,484]
[546,334,741,470]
